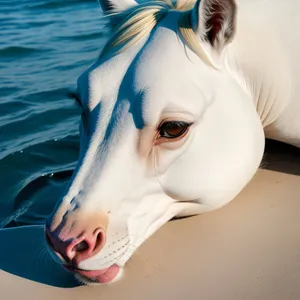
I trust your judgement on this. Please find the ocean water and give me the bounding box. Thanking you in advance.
[0,0,107,228]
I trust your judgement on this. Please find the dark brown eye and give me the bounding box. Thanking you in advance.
[159,121,191,139]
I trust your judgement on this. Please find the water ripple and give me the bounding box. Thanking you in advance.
[55,31,106,41]
[27,0,96,10]
[0,0,103,228]
[0,46,42,57]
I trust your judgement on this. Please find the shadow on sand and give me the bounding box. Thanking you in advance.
[263,139,300,175]
[0,225,79,287]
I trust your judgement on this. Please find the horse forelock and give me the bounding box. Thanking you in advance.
[98,0,213,67]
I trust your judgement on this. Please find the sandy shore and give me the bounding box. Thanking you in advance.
[1,141,300,300]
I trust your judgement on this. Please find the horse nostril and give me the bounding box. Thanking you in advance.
[94,229,106,251]
[74,240,89,252]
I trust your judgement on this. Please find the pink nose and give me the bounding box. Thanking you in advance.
[45,227,106,264]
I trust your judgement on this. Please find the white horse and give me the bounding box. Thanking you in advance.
[45,0,300,285]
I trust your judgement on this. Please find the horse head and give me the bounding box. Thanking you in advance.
[45,0,264,284]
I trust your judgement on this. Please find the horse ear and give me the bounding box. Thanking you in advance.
[191,0,237,53]
[98,0,137,14]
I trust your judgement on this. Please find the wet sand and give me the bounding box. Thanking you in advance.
[1,140,300,300]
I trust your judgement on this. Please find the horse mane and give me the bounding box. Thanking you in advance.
[100,0,212,66]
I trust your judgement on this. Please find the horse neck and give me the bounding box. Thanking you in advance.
[222,0,292,128]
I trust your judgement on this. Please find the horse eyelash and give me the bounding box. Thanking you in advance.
[67,91,82,108]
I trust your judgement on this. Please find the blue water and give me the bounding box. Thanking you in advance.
[0,0,107,228]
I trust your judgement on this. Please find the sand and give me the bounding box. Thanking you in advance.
[1,141,300,300]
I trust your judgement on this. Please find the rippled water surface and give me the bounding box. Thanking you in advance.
[0,0,107,227]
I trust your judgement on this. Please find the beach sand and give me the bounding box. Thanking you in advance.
[1,140,300,300]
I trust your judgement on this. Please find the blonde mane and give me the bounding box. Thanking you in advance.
[100,0,212,66]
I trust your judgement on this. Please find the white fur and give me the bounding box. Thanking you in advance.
[48,0,300,283]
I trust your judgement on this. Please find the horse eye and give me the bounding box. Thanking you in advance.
[159,121,191,139]
[67,92,85,114]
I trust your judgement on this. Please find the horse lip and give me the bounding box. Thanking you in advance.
[63,264,119,277]
[63,264,121,283]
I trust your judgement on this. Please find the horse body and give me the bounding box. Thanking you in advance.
[229,0,300,145]
[45,0,300,285]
